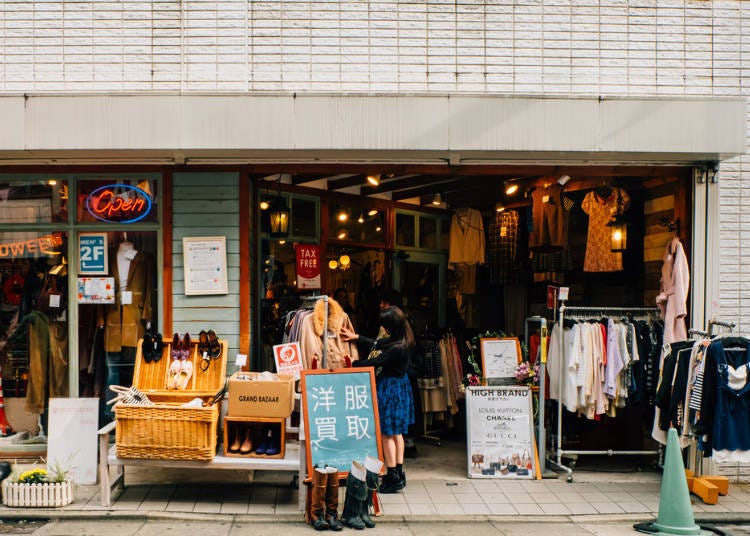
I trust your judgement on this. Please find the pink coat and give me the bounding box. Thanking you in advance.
[656,236,689,355]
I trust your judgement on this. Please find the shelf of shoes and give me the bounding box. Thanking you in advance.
[223,416,286,459]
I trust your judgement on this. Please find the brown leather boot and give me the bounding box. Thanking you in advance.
[324,467,343,531]
[311,467,330,531]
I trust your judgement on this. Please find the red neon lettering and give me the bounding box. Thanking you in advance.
[92,189,146,218]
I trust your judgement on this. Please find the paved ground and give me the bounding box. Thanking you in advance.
[1,438,749,531]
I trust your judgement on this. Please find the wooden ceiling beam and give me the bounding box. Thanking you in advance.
[291,173,339,185]
[327,174,367,190]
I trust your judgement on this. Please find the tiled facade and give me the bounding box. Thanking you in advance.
[0,0,747,330]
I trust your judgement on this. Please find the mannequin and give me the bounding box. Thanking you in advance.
[100,232,154,419]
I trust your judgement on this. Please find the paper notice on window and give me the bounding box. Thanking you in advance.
[183,236,229,295]
[77,277,115,304]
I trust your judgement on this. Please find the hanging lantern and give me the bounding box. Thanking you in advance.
[608,189,628,252]
[269,196,290,238]
[608,216,628,252]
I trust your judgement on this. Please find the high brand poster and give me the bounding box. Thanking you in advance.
[296,244,321,290]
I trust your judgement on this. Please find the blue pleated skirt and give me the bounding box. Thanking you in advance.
[376,374,415,436]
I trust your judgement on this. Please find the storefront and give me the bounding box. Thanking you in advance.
[0,94,744,467]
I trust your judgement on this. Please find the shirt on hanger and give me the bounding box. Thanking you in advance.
[582,187,630,272]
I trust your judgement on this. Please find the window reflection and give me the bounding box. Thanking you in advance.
[0,180,69,223]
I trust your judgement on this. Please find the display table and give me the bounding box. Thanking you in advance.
[97,421,304,508]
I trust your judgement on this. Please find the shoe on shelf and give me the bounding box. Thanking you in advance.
[181,332,192,360]
[265,428,280,456]
[207,329,221,359]
[255,428,271,455]
[229,430,241,453]
[239,429,253,454]
[170,333,182,361]
[176,360,193,390]
[142,331,154,363]
[167,358,182,390]
[151,332,164,363]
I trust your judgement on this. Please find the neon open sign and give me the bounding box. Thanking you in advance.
[85,184,152,223]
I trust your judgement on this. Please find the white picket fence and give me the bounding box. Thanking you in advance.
[1,480,74,507]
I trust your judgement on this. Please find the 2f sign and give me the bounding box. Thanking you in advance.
[79,233,108,275]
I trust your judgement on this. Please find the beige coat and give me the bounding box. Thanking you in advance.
[100,250,153,353]
[299,298,358,370]
[656,236,689,351]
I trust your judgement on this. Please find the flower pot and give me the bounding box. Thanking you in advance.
[1,480,74,507]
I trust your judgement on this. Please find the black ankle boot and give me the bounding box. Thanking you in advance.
[379,467,404,494]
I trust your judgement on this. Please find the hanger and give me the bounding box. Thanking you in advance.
[594,180,613,199]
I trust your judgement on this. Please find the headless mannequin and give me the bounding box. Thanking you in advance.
[104,233,140,419]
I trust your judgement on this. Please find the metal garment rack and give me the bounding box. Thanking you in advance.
[549,303,661,483]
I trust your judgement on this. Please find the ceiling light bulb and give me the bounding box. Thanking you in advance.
[375,226,382,232]
[48,180,57,186]
[505,183,519,196]
[495,202,505,213]
[366,174,380,186]
[357,213,364,223]
[368,209,378,216]
[338,212,348,222]
[278,240,286,245]
[328,259,338,270]
[260,200,269,210]
[338,230,347,239]
[339,254,350,266]
[431,193,442,206]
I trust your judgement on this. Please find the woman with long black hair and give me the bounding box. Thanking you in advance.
[340,305,415,493]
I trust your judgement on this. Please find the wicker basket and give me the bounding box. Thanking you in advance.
[115,402,219,461]
[114,337,227,461]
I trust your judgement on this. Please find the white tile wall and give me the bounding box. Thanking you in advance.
[0,0,748,330]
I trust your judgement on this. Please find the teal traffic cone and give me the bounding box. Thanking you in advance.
[634,428,712,535]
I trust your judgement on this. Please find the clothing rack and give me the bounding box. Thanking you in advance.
[708,319,735,337]
[549,304,661,483]
[301,294,329,368]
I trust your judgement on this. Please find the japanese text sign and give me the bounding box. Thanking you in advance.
[301,368,382,476]
[295,244,321,290]
[273,342,304,379]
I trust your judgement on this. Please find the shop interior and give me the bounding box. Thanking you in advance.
[257,165,693,473]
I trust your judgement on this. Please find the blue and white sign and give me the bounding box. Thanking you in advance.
[301,368,382,476]
[79,233,108,275]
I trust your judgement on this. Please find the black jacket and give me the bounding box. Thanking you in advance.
[352,336,410,377]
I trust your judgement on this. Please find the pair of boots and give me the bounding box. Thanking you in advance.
[379,465,405,494]
[310,466,343,531]
[341,457,383,530]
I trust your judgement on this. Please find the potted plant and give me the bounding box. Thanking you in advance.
[2,461,74,508]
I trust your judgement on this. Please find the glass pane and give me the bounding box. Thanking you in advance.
[259,239,301,371]
[78,231,158,425]
[420,216,438,249]
[77,179,158,223]
[292,197,316,238]
[0,179,69,223]
[0,231,68,413]
[398,261,439,334]
[329,203,385,244]
[396,213,415,247]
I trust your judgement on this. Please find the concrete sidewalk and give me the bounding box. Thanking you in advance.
[1,439,749,525]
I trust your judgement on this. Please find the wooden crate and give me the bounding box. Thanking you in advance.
[114,336,228,461]
[223,416,286,459]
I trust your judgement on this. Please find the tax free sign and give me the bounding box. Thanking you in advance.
[79,233,108,275]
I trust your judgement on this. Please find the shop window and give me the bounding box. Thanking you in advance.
[77,231,158,421]
[0,231,68,402]
[396,213,416,248]
[419,216,438,250]
[328,203,384,244]
[291,197,317,238]
[0,179,69,223]
[76,179,158,224]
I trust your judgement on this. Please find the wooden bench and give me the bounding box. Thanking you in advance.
[97,421,305,509]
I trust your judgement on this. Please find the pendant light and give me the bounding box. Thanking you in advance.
[607,189,628,253]
[268,180,290,238]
